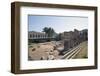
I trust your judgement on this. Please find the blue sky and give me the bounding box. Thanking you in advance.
[28,15,88,33]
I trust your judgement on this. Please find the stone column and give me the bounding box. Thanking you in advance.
[64,40,69,51]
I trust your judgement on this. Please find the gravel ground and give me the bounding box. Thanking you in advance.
[28,41,88,60]
[28,41,61,60]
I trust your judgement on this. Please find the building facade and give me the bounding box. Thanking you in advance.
[60,29,87,52]
[28,31,48,39]
[28,31,56,43]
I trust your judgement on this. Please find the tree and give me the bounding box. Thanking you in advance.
[42,27,56,37]
[42,27,49,34]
